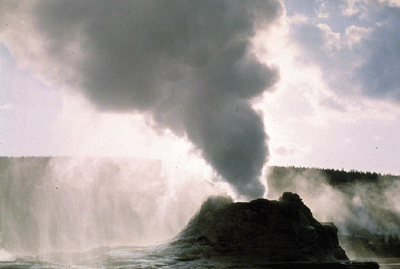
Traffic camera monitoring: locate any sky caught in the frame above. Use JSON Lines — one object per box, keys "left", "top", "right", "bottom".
{"left": 0, "top": 0, "right": 400, "bottom": 197}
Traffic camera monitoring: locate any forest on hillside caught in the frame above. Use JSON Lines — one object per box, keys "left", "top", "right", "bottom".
{"left": 269, "top": 166, "right": 399, "bottom": 186}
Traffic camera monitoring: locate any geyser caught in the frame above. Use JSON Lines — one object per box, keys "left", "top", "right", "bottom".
{"left": 171, "top": 192, "right": 380, "bottom": 268}
{"left": 1, "top": 0, "right": 283, "bottom": 199}
{"left": 0, "top": 157, "right": 220, "bottom": 255}
{"left": 0, "top": 157, "right": 381, "bottom": 268}
{"left": 176, "top": 192, "right": 348, "bottom": 261}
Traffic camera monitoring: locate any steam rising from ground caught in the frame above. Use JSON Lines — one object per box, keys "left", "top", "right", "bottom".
{"left": 266, "top": 167, "right": 400, "bottom": 258}
{"left": 266, "top": 167, "right": 400, "bottom": 236}
{"left": 0, "top": 1, "right": 283, "bottom": 199}
{"left": 0, "top": 157, "right": 224, "bottom": 255}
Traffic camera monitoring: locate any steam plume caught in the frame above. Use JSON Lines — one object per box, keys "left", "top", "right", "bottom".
{"left": 3, "top": 1, "right": 282, "bottom": 198}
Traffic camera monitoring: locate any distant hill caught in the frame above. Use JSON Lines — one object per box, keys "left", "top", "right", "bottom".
{"left": 268, "top": 166, "right": 399, "bottom": 186}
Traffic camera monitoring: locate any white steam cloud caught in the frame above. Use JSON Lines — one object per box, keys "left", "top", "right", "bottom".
{"left": 0, "top": 0, "right": 283, "bottom": 199}
{"left": 0, "top": 157, "right": 223, "bottom": 254}
{"left": 266, "top": 167, "right": 400, "bottom": 236}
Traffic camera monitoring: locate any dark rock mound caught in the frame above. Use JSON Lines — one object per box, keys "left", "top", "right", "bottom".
{"left": 173, "top": 192, "right": 379, "bottom": 268}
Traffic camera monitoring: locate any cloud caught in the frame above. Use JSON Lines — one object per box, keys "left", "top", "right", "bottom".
{"left": 273, "top": 144, "right": 313, "bottom": 157}
{"left": 316, "top": 23, "right": 372, "bottom": 53}
{"left": 288, "top": 2, "right": 400, "bottom": 106}
{"left": 266, "top": 167, "right": 400, "bottom": 244}
{"left": 0, "top": 1, "right": 283, "bottom": 199}
{"left": 344, "top": 25, "right": 373, "bottom": 48}
{"left": 354, "top": 9, "right": 400, "bottom": 102}
{"left": 316, "top": 23, "right": 342, "bottom": 51}
{"left": 379, "top": 0, "right": 400, "bottom": 7}
{"left": 0, "top": 103, "right": 13, "bottom": 110}
{"left": 316, "top": 0, "right": 330, "bottom": 19}
{"left": 341, "top": 0, "right": 370, "bottom": 17}
{"left": 287, "top": 13, "right": 310, "bottom": 25}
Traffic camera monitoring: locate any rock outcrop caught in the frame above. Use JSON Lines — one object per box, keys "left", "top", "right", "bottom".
{"left": 173, "top": 192, "right": 379, "bottom": 268}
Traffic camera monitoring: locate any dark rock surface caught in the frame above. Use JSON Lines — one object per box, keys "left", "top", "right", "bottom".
{"left": 173, "top": 192, "right": 379, "bottom": 268}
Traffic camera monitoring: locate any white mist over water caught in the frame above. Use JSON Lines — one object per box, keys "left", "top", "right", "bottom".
{"left": 265, "top": 166, "right": 400, "bottom": 236}
{"left": 0, "top": 156, "right": 227, "bottom": 256}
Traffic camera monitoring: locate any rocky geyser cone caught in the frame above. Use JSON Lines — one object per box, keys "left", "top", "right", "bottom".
{"left": 177, "top": 192, "right": 348, "bottom": 262}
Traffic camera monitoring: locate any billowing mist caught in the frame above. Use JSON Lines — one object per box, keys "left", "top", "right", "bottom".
{"left": 0, "top": 157, "right": 224, "bottom": 255}
{"left": 1, "top": 0, "right": 282, "bottom": 199}
{"left": 266, "top": 166, "right": 400, "bottom": 258}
